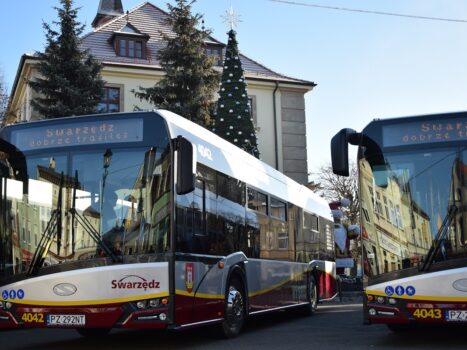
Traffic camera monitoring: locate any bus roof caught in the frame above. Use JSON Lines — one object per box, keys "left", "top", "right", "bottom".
{"left": 158, "top": 110, "right": 332, "bottom": 220}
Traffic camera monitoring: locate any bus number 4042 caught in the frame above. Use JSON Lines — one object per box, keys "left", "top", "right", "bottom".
{"left": 21, "top": 313, "right": 45, "bottom": 323}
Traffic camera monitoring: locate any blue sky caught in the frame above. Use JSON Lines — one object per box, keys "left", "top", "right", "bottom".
{"left": 2, "top": 0, "right": 467, "bottom": 174}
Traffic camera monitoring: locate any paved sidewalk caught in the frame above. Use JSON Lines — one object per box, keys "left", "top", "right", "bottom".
{"left": 329, "top": 291, "right": 363, "bottom": 303}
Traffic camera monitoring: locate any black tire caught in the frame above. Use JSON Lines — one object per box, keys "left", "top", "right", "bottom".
{"left": 76, "top": 328, "right": 111, "bottom": 338}
{"left": 302, "top": 275, "right": 318, "bottom": 316}
{"left": 220, "top": 277, "right": 246, "bottom": 338}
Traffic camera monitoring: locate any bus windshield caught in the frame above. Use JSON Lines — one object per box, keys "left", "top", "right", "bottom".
{"left": 0, "top": 145, "right": 171, "bottom": 280}
{"left": 361, "top": 146, "right": 467, "bottom": 283}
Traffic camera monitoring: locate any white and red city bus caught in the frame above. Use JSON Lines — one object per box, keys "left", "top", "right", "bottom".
{"left": 331, "top": 111, "right": 467, "bottom": 331}
{"left": 0, "top": 110, "right": 336, "bottom": 337}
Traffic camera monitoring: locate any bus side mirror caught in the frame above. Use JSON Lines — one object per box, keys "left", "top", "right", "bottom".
{"left": 331, "top": 128, "right": 358, "bottom": 176}
{"left": 176, "top": 136, "right": 196, "bottom": 195}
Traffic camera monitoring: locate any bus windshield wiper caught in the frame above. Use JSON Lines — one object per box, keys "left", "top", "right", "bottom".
{"left": 69, "top": 170, "right": 120, "bottom": 263}
{"left": 420, "top": 205, "right": 458, "bottom": 272}
{"left": 27, "top": 172, "right": 64, "bottom": 276}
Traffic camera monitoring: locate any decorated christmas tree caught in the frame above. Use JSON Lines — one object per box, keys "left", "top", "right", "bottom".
{"left": 213, "top": 9, "right": 259, "bottom": 158}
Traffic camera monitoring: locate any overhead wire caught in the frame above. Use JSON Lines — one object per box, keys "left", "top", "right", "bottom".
{"left": 267, "top": 0, "right": 467, "bottom": 23}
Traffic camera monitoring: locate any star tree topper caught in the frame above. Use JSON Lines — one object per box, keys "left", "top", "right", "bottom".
{"left": 222, "top": 5, "right": 242, "bottom": 30}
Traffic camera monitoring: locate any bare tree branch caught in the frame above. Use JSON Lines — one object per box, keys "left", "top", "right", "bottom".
{"left": 309, "top": 163, "right": 359, "bottom": 224}
{"left": 0, "top": 72, "right": 8, "bottom": 123}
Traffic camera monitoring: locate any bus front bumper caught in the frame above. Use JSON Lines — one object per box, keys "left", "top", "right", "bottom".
{"left": 0, "top": 301, "right": 170, "bottom": 330}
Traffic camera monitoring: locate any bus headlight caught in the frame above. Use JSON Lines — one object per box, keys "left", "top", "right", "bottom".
{"left": 369, "top": 308, "right": 377, "bottom": 316}
{"left": 388, "top": 298, "right": 397, "bottom": 305}
{"left": 376, "top": 296, "right": 385, "bottom": 304}
{"left": 149, "top": 299, "right": 160, "bottom": 308}
{"left": 136, "top": 300, "right": 147, "bottom": 309}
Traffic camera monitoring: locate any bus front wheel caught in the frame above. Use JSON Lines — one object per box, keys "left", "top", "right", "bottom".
{"left": 221, "top": 277, "right": 245, "bottom": 338}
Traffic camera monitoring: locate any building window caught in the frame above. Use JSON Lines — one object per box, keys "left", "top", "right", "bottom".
{"left": 375, "top": 191, "right": 383, "bottom": 216}
{"left": 98, "top": 86, "right": 121, "bottom": 113}
{"left": 270, "top": 197, "right": 287, "bottom": 221}
{"left": 205, "top": 46, "right": 223, "bottom": 65}
{"left": 303, "top": 211, "right": 319, "bottom": 242}
{"left": 248, "top": 96, "right": 258, "bottom": 130}
{"left": 362, "top": 207, "right": 370, "bottom": 222}
{"left": 304, "top": 212, "right": 319, "bottom": 232}
{"left": 395, "top": 205, "right": 403, "bottom": 228}
{"left": 277, "top": 232, "right": 289, "bottom": 250}
{"left": 116, "top": 37, "right": 145, "bottom": 59}
{"left": 247, "top": 187, "right": 268, "bottom": 215}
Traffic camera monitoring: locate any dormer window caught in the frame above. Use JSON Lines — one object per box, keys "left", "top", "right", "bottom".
{"left": 117, "top": 37, "right": 145, "bottom": 58}
{"left": 109, "top": 23, "right": 149, "bottom": 59}
{"left": 205, "top": 43, "right": 224, "bottom": 66}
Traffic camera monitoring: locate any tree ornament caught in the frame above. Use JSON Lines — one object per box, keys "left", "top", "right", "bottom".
{"left": 222, "top": 4, "right": 242, "bottom": 30}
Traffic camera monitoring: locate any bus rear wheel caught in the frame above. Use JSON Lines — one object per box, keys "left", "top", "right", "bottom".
{"left": 302, "top": 275, "right": 318, "bottom": 316}
{"left": 221, "top": 277, "right": 245, "bottom": 338}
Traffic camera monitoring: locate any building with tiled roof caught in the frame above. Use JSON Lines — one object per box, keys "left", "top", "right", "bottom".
{"left": 8, "top": 1, "right": 316, "bottom": 184}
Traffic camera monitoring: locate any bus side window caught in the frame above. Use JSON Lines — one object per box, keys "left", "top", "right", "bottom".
{"left": 214, "top": 172, "right": 245, "bottom": 255}
{"left": 303, "top": 212, "right": 320, "bottom": 261}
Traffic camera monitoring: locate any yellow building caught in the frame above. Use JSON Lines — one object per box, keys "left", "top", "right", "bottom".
{"left": 359, "top": 159, "right": 432, "bottom": 276}
{"left": 7, "top": 1, "right": 315, "bottom": 184}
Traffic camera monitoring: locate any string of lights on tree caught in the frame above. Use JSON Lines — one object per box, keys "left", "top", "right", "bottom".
{"left": 212, "top": 6, "right": 260, "bottom": 158}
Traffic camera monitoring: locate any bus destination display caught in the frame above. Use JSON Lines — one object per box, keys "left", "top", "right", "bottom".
{"left": 11, "top": 119, "right": 144, "bottom": 151}
{"left": 382, "top": 117, "right": 467, "bottom": 147}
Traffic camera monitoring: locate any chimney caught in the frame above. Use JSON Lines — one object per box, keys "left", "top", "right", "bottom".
{"left": 92, "top": 0, "right": 124, "bottom": 28}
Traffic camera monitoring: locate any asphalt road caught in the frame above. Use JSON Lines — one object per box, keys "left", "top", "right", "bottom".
{"left": 1, "top": 301, "right": 466, "bottom": 350}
